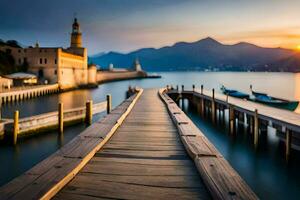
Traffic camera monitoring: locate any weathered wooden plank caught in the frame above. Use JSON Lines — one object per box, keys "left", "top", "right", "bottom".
{"left": 181, "top": 136, "right": 218, "bottom": 159}
{"left": 74, "top": 173, "right": 203, "bottom": 188}
{"left": 88, "top": 157, "right": 194, "bottom": 166}
{"left": 58, "top": 179, "right": 208, "bottom": 200}
{"left": 195, "top": 157, "right": 257, "bottom": 200}
{"left": 81, "top": 161, "right": 199, "bottom": 176}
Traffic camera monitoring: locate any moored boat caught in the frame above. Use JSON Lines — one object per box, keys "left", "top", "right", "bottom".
{"left": 250, "top": 85, "right": 299, "bottom": 111}
{"left": 220, "top": 85, "right": 250, "bottom": 99}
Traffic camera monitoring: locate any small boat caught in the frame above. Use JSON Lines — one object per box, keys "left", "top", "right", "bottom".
{"left": 250, "top": 85, "right": 299, "bottom": 111}
{"left": 220, "top": 85, "right": 250, "bottom": 99}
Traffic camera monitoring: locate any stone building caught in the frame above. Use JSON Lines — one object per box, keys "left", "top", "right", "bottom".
{"left": 0, "top": 18, "right": 91, "bottom": 90}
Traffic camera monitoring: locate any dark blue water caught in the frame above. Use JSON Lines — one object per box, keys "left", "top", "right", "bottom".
{"left": 0, "top": 72, "right": 300, "bottom": 199}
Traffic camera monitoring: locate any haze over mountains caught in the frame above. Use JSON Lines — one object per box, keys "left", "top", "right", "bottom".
{"left": 90, "top": 37, "right": 300, "bottom": 72}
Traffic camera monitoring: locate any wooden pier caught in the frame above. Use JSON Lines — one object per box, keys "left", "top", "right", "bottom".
{"left": 168, "top": 86, "right": 300, "bottom": 159}
{"left": 0, "top": 84, "right": 59, "bottom": 104}
{"left": 0, "top": 88, "right": 257, "bottom": 200}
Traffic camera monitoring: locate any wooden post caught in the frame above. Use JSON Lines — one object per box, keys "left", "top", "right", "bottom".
{"left": 201, "top": 85, "right": 203, "bottom": 94}
{"left": 254, "top": 109, "right": 259, "bottom": 148}
{"left": 286, "top": 129, "right": 292, "bottom": 161}
{"left": 13, "top": 110, "right": 19, "bottom": 145}
{"left": 211, "top": 89, "right": 216, "bottom": 123}
{"left": 58, "top": 103, "right": 63, "bottom": 134}
{"left": 249, "top": 115, "right": 254, "bottom": 134}
{"left": 192, "top": 84, "right": 195, "bottom": 92}
{"left": 0, "top": 98, "right": 2, "bottom": 119}
{"left": 176, "top": 85, "right": 179, "bottom": 91}
{"left": 107, "top": 94, "right": 112, "bottom": 114}
{"left": 181, "top": 85, "right": 184, "bottom": 92}
{"left": 201, "top": 98, "right": 205, "bottom": 117}
{"left": 86, "top": 100, "right": 93, "bottom": 125}
{"left": 229, "top": 105, "right": 235, "bottom": 134}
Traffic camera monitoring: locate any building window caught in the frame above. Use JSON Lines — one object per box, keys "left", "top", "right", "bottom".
{"left": 40, "top": 58, "right": 43, "bottom": 64}
{"left": 23, "top": 57, "right": 27, "bottom": 63}
{"left": 54, "top": 70, "right": 57, "bottom": 75}
{"left": 39, "top": 49, "right": 42, "bottom": 53}
{"left": 44, "top": 58, "right": 47, "bottom": 64}
{"left": 18, "top": 59, "right": 21, "bottom": 64}
{"left": 54, "top": 59, "right": 57, "bottom": 64}
{"left": 24, "top": 49, "right": 27, "bottom": 53}
{"left": 44, "top": 49, "right": 47, "bottom": 52}
{"left": 18, "top": 49, "right": 21, "bottom": 53}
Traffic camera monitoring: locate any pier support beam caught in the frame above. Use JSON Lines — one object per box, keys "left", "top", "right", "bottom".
{"left": 13, "top": 110, "right": 19, "bottom": 145}
{"left": 181, "top": 85, "right": 184, "bottom": 92}
{"left": 286, "top": 129, "right": 292, "bottom": 161}
{"left": 254, "top": 109, "right": 259, "bottom": 149}
{"left": 0, "top": 99, "right": 2, "bottom": 119}
{"left": 107, "top": 94, "right": 112, "bottom": 114}
{"left": 211, "top": 89, "right": 216, "bottom": 123}
{"left": 86, "top": 100, "right": 93, "bottom": 125}
{"left": 58, "top": 103, "right": 63, "bottom": 134}
{"left": 201, "top": 98, "right": 205, "bottom": 117}
{"left": 229, "top": 105, "right": 235, "bottom": 134}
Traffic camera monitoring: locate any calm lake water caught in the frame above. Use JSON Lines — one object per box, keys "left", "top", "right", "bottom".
{"left": 1, "top": 72, "right": 300, "bottom": 199}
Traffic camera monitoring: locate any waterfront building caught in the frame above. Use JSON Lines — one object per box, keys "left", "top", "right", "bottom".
{"left": 0, "top": 18, "right": 89, "bottom": 90}
{"left": 5, "top": 72, "right": 37, "bottom": 86}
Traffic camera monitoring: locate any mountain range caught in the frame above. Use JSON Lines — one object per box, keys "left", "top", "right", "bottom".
{"left": 89, "top": 37, "right": 300, "bottom": 72}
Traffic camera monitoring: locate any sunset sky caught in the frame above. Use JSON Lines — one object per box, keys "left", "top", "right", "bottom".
{"left": 1, "top": 0, "right": 300, "bottom": 54}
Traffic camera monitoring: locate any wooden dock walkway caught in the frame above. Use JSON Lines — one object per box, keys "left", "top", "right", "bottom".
{"left": 0, "top": 88, "right": 257, "bottom": 200}
{"left": 54, "top": 89, "right": 211, "bottom": 200}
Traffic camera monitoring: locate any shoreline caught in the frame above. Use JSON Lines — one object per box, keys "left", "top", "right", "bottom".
{"left": 0, "top": 70, "right": 161, "bottom": 103}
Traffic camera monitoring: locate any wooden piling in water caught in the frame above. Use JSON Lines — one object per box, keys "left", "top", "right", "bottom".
{"left": 286, "top": 129, "right": 291, "bottom": 160}
{"left": 200, "top": 98, "right": 205, "bottom": 117}
{"left": 13, "top": 110, "right": 19, "bottom": 145}
{"left": 201, "top": 85, "right": 203, "bottom": 94}
{"left": 229, "top": 105, "right": 235, "bottom": 134}
{"left": 254, "top": 109, "right": 259, "bottom": 148}
{"left": 0, "top": 99, "right": 2, "bottom": 119}
{"left": 181, "top": 85, "right": 184, "bottom": 92}
{"left": 211, "top": 89, "right": 216, "bottom": 123}
{"left": 192, "top": 84, "right": 195, "bottom": 91}
{"left": 86, "top": 100, "right": 93, "bottom": 125}
{"left": 107, "top": 94, "right": 112, "bottom": 114}
{"left": 58, "top": 103, "right": 63, "bottom": 134}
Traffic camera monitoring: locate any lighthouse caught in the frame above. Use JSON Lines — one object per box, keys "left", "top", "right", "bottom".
{"left": 70, "top": 18, "right": 82, "bottom": 48}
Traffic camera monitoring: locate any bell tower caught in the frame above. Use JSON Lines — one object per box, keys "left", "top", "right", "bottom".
{"left": 70, "top": 18, "right": 82, "bottom": 48}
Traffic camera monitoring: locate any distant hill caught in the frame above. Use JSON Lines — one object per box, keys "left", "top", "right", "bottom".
{"left": 90, "top": 37, "right": 299, "bottom": 72}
